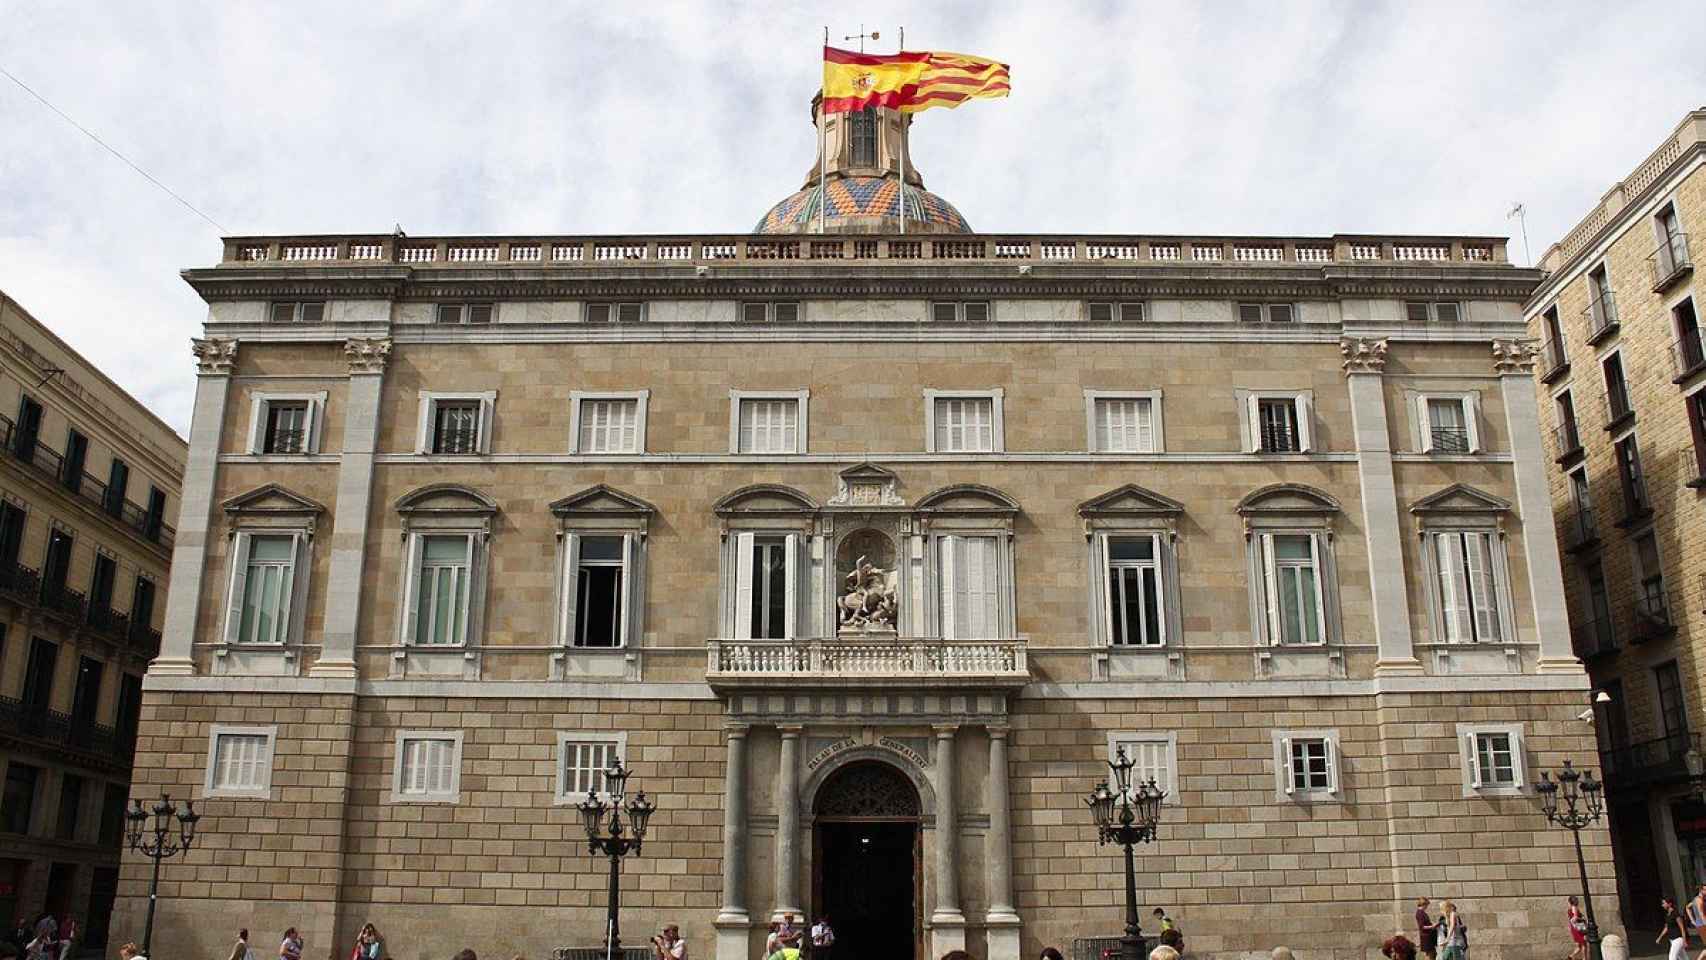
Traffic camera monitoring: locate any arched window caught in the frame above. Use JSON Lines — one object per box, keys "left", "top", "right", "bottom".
{"left": 850, "top": 107, "right": 877, "bottom": 166}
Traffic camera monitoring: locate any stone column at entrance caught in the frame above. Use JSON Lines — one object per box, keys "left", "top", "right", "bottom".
{"left": 985, "top": 724, "right": 1021, "bottom": 960}
{"left": 716, "top": 723, "right": 752, "bottom": 960}
{"left": 774, "top": 725, "right": 804, "bottom": 919}
{"left": 931, "top": 724, "right": 966, "bottom": 956}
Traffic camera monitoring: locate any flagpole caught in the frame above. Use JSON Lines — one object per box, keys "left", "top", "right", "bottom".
{"left": 897, "top": 26, "right": 906, "bottom": 236}
{"left": 819, "top": 27, "right": 828, "bottom": 236}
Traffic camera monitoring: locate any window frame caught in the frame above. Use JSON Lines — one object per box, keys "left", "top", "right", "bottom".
{"left": 569, "top": 390, "right": 650, "bottom": 455}
{"left": 1240, "top": 391, "right": 1314, "bottom": 453}
{"left": 1106, "top": 732, "right": 1180, "bottom": 806}
{"left": 550, "top": 486, "right": 655, "bottom": 665}
{"left": 923, "top": 388, "right": 1005, "bottom": 454}
{"left": 221, "top": 530, "right": 310, "bottom": 647}
{"left": 1412, "top": 391, "right": 1483, "bottom": 454}
{"left": 1404, "top": 300, "right": 1464, "bottom": 323}
{"left": 1083, "top": 390, "right": 1164, "bottom": 454}
{"left": 395, "top": 486, "right": 496, "bottom": 653}
{"left": 389, "top": 730, "right": 464, "bottom": 804}
{"left": 203, "top": 724, "right": 278, "bottom": 800}
{"left": 1423, "top": 529, "right": 1515, "bottom": 644}
{"left": 1239, "top": 485, "right": 1343, "bottom": 650}
{"left": 246, "top": 391, "right": 327, "bottom": 455}
{"left": 1086, "top": 301, "right": 1146, "bottom": 323}
{"left": 583, "top": 302, "right": 647, "bottom": 324}
{"left": 560, "top": 533, "right": 636, "bottom": 649}
{"left": 929, "top": 301, "right": 993, "bottom": 323}
{"left": 1238, "top": 302, "right": 1297, "bottom": 323}
{"left": 268, "top": 300, "right": 326, "bottom": 324}
{"left": 435, "top": 302, "right": 496, "bottom": 325}
{"left": 728, "top": 389, "right": 810, "bottom": 455}
{"left": 1687, "top": 385, "right": 1706, "bottom": 483}
{"left": 554, "top": 731, "right": 630, "bottom": 804}
{"left": 738, "top": 301, "right": 803, "bottom": 324}
{"left": 1456, "top": 723, "right": 1526, "bottom": 796}
{"left": 1271, "top": 728, "right": 1341, "bottom": 801}
{"left": 727, "top": 531, "right": 806, "bottom": 640}
{"left": 415, "top": 391, "right": 496, "bottom": 456}
{"left": 1601, "top": 349, "right": 1634, "bottom": 426}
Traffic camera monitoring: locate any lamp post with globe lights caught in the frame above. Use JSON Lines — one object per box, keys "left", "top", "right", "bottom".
{"left": 577, "top": 757, "right": 656, "bottom": 960}
{"left": 1085, "top": 746, "right": 1166, "bottom": 960}
{"left": 125, "top": 792, "right": 200, "bottom": 959}
{"left": 1536, "top": 761, "right": 1605, "bottom": 960}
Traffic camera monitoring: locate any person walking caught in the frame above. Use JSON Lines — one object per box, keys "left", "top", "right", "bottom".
{"left": 353, "top": 923, "right": 384, "bottom": 960}
{"left": 809, "top": 917, "right": 833, "bottom": 960}
{"left": 1659, "top": 896, "right": 1690, "bottom": 960}
{"left": 1438, "top": 901, "right": 1468, "bottom": 960}
{"left": 230, "top": 929, "right": 257, "bottom": 960}
{"left": 650, "top": 924, "right": 685, "bottom": 960}
{"left": 280, "top": 927, "right": 304, "bottom": 960}
{"left": 1689, "top": 886, "right": 1706, "bottom": 960}
{"left": 1566, "top": 897, "right": 1588, "bottom": 960}
{"left": 1416, "top": 898, "right": 1438, "bottom": 960}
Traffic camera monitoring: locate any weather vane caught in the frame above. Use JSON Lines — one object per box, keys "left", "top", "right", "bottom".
{"left": 843, "top": 26, "right": 880, "bottom": 52}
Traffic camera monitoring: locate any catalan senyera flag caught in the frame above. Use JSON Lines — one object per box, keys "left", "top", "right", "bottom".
{"left": 822, "top": 46, "right": 1010, "bottom": 115}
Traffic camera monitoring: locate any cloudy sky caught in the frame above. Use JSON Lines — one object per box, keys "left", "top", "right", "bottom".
{"left": 2, "top": 1, "right": 1703, "bottom": 435}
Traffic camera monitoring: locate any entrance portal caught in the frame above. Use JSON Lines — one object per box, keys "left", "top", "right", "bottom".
{"left": 812, "top": 761, "right": 921, "bottom": 960}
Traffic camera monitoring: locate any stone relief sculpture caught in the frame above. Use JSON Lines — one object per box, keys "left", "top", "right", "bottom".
{"left": 839, "top": 556, "right": 899, "bottom": 631}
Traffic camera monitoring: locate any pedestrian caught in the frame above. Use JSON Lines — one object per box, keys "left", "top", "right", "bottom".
{"left": 777, "top": 914, "right": 801, "bottom": 951}
{"left": 1040, "top": 949, "right": 1064, "bottom": 960}
{"left": 1659, "top": 896, "right": 1690, "bottom": 960}
{"left": 651, "top": 924, "right": 686, "bottom": 960}
{"left": 1566, "top": 896, "right": 1588, "bottom": 960}
{"left": 1416, "top": 897, "right": 1438, "bottom": 960}
{"left": 1690, "top": 885, "right": 1706, "bottom": 960}
{"left": 280, "top": 927, "right": 304, "bottom": 960}
{"left": 1148, "top": 948, "right": 1179, "bottom": 960}
{"left": 452, "top": 951, "right": 477, "bottom": 960}
{"left": 1438, "top": 901, "right": 1467, "bottom": 960}
{"left": 118, "top": 942, "right": 147, "bottom": 960}
{"left": 354, "top": 923, "right": 384, "bottom": 960}
{"left": 810, "top": 917, "right": 833, "bottom": 960}
{"left": 765, "top": 922, "right": 781, "bottom": 958}
{"left": 230, "top": 928, "right": 258, "bottom": 960}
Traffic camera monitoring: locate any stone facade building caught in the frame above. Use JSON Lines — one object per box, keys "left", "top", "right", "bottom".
{"left": 0, "top": 291, "right": 185, "bottom": 947}
{"left": 116, "top": 101, "right": 1613, "bottom": 960}
{"left": 1525, "top": 107, "right": 1706, "bottom": 929}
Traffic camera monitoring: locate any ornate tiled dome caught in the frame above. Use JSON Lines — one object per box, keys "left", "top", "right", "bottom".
{"left": 755, "top": 176, "right": 972, "bottom": 234}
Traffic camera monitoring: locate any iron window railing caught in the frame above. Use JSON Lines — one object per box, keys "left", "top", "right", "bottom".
{"left": 1650, "top": 233, "right": 1692, "bottom": 288}
{"left": 1674, "top": 327, "right": 1706, "bottom": 382}
{"left": 1554, "top": 420, "right": 1583, "bottom": 459}
{"left": 1585, "top": 292, "right": 1620, "bottom": 342}
{"left": 1632, "top": 592, "right": 1676, "bottom": 642}
{"left": 1562, "top": 507, "right": 1598, "bottom": 551}
{"left": 1429, "top": 425, "right": 1471, "bottom": 453}
{"left": 0, "top": 695, "right": 131, "bottom": 768}
{"left": 0, "top": 412, "right": 175, "bottom": 549}
{"left": 1602, "top": 731, "right": 1698, "bottom": 789}
{"left": 1573, "top": 614, "right": 1618, "bottom": 660}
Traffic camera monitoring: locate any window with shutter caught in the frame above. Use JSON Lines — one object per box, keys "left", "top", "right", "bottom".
{"left": 616, "top": 302, "right": 644, "bottom": 323}
{"left": 263, "top": 402, "right": 310, "bottom": 454}
{"left": 773, "top": 302, "right": 800, "bottom": 323}
{"left": 270, "top": 302, "right": 297, "bottom": 324}
{"left": 1405, "top": 301, "right": 1432, "bottom": 322}
{"left": 1106, "top": 536, "right": 1163, "bottom": 646}
{"left": 742, "top": 302, "right": 770, "bottom": 323}
{"left": 1289, "top": 738, "right": 1332, "bottom": 791}
{"left": 237, "top": 534, "right": 297, "bottom": 645}
{"left": 578, "top": 399, "right": 639, "bottom": 453}
{"left": 394, "top": 734, "right": 461, "bottom": 801}
{"left": 1088, "top": 302, "right": 1115, "bottom": 323}
{"left": 934, "top": 397, "right": 995, "bottom": 452}
{"left": 1118, "top": 302, "right": 1145, "bottom": 322}
{"left": 558, "top": 736, "right": 625, "bottom": 799}
{"left": 573, "top": 536, "right": 626, "bottom": 648}
{"left": 738, "top": 399, "right": 799, "bottom": 454}
{"left": 1265, "top": 534, "right": 1324, "bottom": 645}
{"left": 437, "top": 304, "right": 463, "bottom": 324}
{"left": 432, "top": 401, "right": 482, "bottom": 454}
{"left": 1094, "top": 398, "right": 1154, "bottom": 453}
{"left": 1267, "top": 303, "right": 1295, "bottom": 323}
{"left": 1256, "top": 399, "right": 1300, "bottom": 452}
{"left": 1238, "top": 303, "right": 1264, "bottom": 323}
{"left": 1434, "top": 302, "right": 1460, "bottom": 323}
{"left": 1425, "top": 398, "right": 1471, "bottom": 453}
{"left": 932, "top": 302, "right": 959, "bottom": 323}
{"left": 939, "top": 535, "right": 1000, "bottom": 639}
{"left": 1109, "top": 735, "right": 1175, "bottom": 803}
{"left": 414, "top": 535, "right": 472, "bottom": 646}
{"left": 746, "top": 537, "right": 792, "bottom": 639}
{"left": 585, "top": 303, "right": 612, "bottom": 323}
{"left": 1431, "top": 531, "right": 1504, "bottom": 643}
{"left": 961, "top": 302, "right": 990, "bottom": 323}
{"left": 209, "top": 732, "right": 271, "bottom": 792}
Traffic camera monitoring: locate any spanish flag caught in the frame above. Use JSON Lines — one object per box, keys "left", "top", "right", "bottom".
{"left": 822, "top": 46, "right": 1010, "bottom": 115}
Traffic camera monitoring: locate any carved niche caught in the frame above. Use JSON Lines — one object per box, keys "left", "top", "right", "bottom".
{"left": 835, "top": 528, "right": 899, "bottom": 633}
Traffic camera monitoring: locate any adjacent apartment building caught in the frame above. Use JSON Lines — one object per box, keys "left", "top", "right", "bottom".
{"left": 1527, "top": 106, "right": 1706, "bottom": 929}
{"left": 0, "top": 292, "right": 185, "bottom": 947}
{"left": 115, "top": 99, "right": 1611, "bottom": 960}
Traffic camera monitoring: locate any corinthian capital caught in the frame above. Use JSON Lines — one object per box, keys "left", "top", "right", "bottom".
{"left": 1491, "top": 338, "right": 1541, "bottom": 376}
{"left": 1339, "top": 337, "right": 1389, "bottom": 375}
{"left": 344, "top": 337, "right": 393, "bottom": 374}
{"left": 191, "top": 337, "right": 239, "bottom": 375}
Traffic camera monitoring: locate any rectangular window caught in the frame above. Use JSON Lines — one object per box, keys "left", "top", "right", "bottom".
{"left": 99, "top": 783, "right": 127, "bottom": 848}
{"left": 1466, "top": 730, "right": 1520, "bottom": 789}
{"left": 413, "top": 535, "right": 472, "bottom": 646}
{"left": 930, "top": 302, "right": 991, "bottom": 323}
{"left": 0, "top": 501, "right": 24, "bottom": 567}
{"left": 1674, "top": 298, "right": 1703, "bottom": 377}
{"left": 1603, "top": 353, "right": 1633, "bottom": 424}
{"left": 557, "top": 734, "right": 626, "bottom": 801}
{"left": 574, "top": 536, "right": 625, "bottom": 648}
{"left": 1087, "top": 302, "right": 1145, "bottom": 323}
{"left": 1615, "top": 435, "right": 1649, "bottom": 517}
{"left": 1256, "top": 398, "right": 1301, "bottom": 452}
{"left": 933, "top": 397, "right": 996, "bottom": 453}
{"left": 578, "top": 399, "right": 640, "bottom": 454}
{"left": 63, "top": 429, "right": 87, "bottom": 493}
{"left": 145, "top": 488, "right": 166, "bottom": 541}
{"left": 89, "top": 553, "right": 117, "bottom": 611}
{"left": 263, "top": 402, "right": 309, "bottom": 454}
{"left": 748, "top": 538, "right": 790, "bottom": 640}
{"left": 1689, "top": 392, "right": 1706, "bottom": 481}
{"left": 237, "top": 534, "right": 297, "bottom": 645}
{"left": 1425, "top": 398, "right": 1472, "bottom": 453}
{"left": 738, "top": 399, "right": 800, "bottom": 454}
{"left": 1596, "top": 679, "right": 1630, "bottom": 752}
{"left": 1405, "top": 301, "right": 1462, "bottom": 323}
{"left": 1555, "top": 391, "right": 1581, "bottom": 453}
{"left": 130, "top": 578, "right": 155, "bottom": 639}
{"left": 1106, "top": 536, "right": 1163, "bottom": 646}
{"left": 1092, "top": 397, "right": 1156, "bottom": 453}
{"left": 269, "top": 301, "right": 325, "bottom": 324}
{"left": 1240, "top": 303, "right": 1295, "bottom": 323}
{"left": 436, "top": 302, "right": 495, "bottom": 324}
{"left": 1286, "top": 737, "right": 1333, "bottom": 793}
{"left": 1587, "top": 266, "right": 1616, "bottom": 338}
{"left": 392, "top": 733, "right": 461, "bottom": 803}
{"left": 42, "top": 529, "right": 72, "bottom": 594}
{"left": 56, "top": 774, "right": 84, "bottom": 841}
{"left": 205, "top": 728, "right": 275, "bottom": 797}
{"left": 939, "top": 534, "right": 1001, "bottom": 640}
{"left": 850, "top": 106, "right": 877, "bottom": 165}
{"left": 1634, "top": 531, "right": 1668, "bottom": 626}
{"left": 740, "top": 302, "right": 801, "bottom": 323}
{"left": 584, "top": 302, "right": 645, "bottom": 323}
{"left": 1656, "top": 661, "right": 1687, "bottom": 739}
{"left": 71, "top": 656, "right": 103, "bottom": 724}
{"left": 2, "top": 763, "right": 40, "bottom": 834}
{"left": 432, "top": 401, "right": 482, "bottom": 454}
{"left": 1261, "top": 534, "right": 1324, "bottom": 645}
{"left": 1432, "top": 531, "right": 1504, "bottom": 643}
{"left": 105, "top": 459, "right": 129, "bottom": 518}
{"left": 1107, "top": 733, "right": 1177, "bottom": 804}
{"left": 23, "top": 637, "right": 59, "bottom": 708}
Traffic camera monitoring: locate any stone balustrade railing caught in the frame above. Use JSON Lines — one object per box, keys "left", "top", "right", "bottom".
{"left": 219, "top": 234, "right": 1508, "bottom": 268}
{"left": 705, "top": 638, "right": 1029, "bottom": 687}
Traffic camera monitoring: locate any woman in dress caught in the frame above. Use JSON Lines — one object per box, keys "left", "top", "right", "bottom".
{"left": 280, "top": 927, "right": 304, "bottom": 960}
{"left": 1566, "top": 896, "right": 1587, "bottom": 960}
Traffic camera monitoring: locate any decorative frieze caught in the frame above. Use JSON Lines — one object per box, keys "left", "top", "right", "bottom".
{"left": 191, "top": 337, "right": 238, "bottom": 375}
{"left": 1491, "top": 338, "right": 1541, "bottom": 375}
{"left": 1339, "top": 336, "right": 1389, "bottom": 375}
{"left": 344, "top": 336, "right": 393, "bottom": 374}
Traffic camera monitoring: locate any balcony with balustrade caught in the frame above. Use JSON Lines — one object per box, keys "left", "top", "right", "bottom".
{"left": 705, "top": 637, "right": 1030, "bottom": 691}
{"left": 1553, "top": 419, "right": 1584, "bottom": 466}
{"left": 1539, "top": 336, "right": 1571, "bottom": 384}
{"left": 1674, "top": 326, "right": 1705, "bottom": 383}
{"left": 1562, "top": 506, "right": 1599, "bottom": 554}
{"left": 1602, "top": 386, "right": 1636, "bottom": 433}
{"left": 1630, "top": 591, "right": 1678, "bottom": 645}
{"left": 0, "top": 561, "right": 158, "bottom": 655}
{"left": 1572, "top": 614, "right": 1618, "bottom": 661}
{"left": 1602, "top": 731, "right": 1700, "bottom": 792}
{"left": 1428, "top": 425, "right": 1471, "bottom": 454}
{"left": 1651, "top": 233, "right": 1693, "bottom": 292}
{"left": 0, "top": 696, "right": 134, "bottom": 771}
{"left": 0, "top": 412, "right": 175, "bottom": 552}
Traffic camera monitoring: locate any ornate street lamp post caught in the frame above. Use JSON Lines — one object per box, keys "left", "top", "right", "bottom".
{"left": 578, "top": 757, "right": 657, "bottom": 960}
{"left": 1536, "top": 761, "right": 1605, "bottom": 960}
{"left": 125, "top": 792, "right": 200, "bottom": 959}
{"left": 1085, "top": 746, "right": 1165, "bottom": 960}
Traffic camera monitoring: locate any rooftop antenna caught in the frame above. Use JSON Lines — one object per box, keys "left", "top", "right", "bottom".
{"left": 1507, "top": 202, "right": 1531, "bottom": 267}
{"left": 844, "top": 26, "right": 879, "bottom": 52}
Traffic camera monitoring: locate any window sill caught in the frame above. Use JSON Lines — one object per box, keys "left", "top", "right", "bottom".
{"left": 1687, "top": 476, "right": 1706, "bottom": 490}
{"left": 386, "top": 794, "right": 461, "bottom": 806}
{"left": 1586, "top": 322, "right": 1621, "bottom": 347}
{"left": 1614, "top": 508, "right": 1654, "bottom": 530}
{"left": 1653, "top": 262, "right": 1693, "bottom": 294}
{"left": 1539, "top": 360, "right": 1571, "bottom": 385}
{"left": 1602, "top": 410, "right": 1635, "bottom": 434}
{"left": 1674, "top": 359, "right": 1706, "bottom": 384}
{"left": 202, "top": 788, "right": 274, "bottom": 801}
{"left": 1554, "top": 443, "right": 1585, "bottom": 467}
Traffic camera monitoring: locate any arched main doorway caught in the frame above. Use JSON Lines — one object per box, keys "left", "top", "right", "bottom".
{"left": 812, "top": 760, "right": 922, "bottom": 960}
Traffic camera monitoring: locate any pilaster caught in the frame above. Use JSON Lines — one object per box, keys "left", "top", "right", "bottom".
{"left": 1493, "top": 339, "right": 1580, "bottom": 671}
{"left": 310, "top": 337, "right": 390, "bottom": 677}
{"left": 152, "top": 338, "right": 238, "bottom": 676}
{"left": 1340, "top": 338, "right": 1423, "bottom": 676}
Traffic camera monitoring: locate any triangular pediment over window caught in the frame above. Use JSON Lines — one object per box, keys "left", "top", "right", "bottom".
{"left": 1409, "top": 483, "right": 1511, "bottom": 518}
{"left": 222, "top": 483, "right": 327, "bottom": 524}
{"left": 550, "top": 484, "right": 658, "bottom": 519}
{"left": 1077, "top": 484, "right": 1185, "bottom": 520}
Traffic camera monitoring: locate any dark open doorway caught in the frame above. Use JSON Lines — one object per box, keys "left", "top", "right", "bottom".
{"left": 811, "top": 760, "right": 922, "bottom": 960}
